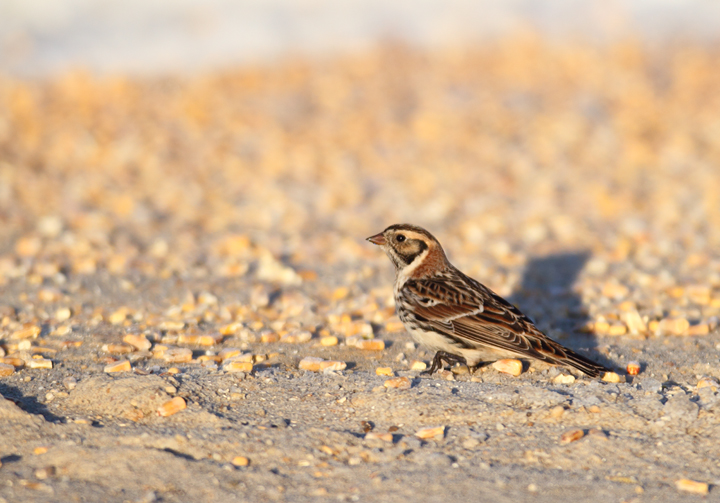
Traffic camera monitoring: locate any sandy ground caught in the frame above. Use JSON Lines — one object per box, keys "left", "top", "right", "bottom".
{"left": 1, "top": 38, "right": 720, "bottom": 502}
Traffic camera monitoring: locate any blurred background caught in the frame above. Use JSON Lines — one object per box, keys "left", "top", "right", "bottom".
{"left": 2, "top": 0, "right": 720, "bottom": 75}
{"left": 0, "top": 0, "right": 719, "bottom": 333}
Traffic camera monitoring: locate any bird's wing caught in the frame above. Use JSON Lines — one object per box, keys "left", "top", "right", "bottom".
{"left": 402, "top": 274, "right": 608, "bottom": 377}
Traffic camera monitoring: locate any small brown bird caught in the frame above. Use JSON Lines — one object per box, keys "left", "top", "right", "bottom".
{"left": 367, "top": 223, "right": 610, "bottom": 378}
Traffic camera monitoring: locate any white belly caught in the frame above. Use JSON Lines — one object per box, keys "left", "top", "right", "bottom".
{"left": 405, "top": 327, "right": 518, "bottom": 367}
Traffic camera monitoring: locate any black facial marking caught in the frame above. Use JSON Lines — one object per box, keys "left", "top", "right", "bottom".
{"left": 397, "top": 239, "right": 428, "bottom": 265}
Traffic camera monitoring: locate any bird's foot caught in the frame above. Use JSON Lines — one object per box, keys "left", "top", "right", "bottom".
{"left": 423, "top": 351, "right": 468, "bottom": 375}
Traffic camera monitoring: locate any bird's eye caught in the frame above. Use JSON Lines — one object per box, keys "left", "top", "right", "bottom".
{"left": 396, "top": 235, "right": 406, "bottom": 242}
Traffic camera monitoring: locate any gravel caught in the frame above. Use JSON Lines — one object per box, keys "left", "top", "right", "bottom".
{"left": 1, "top": 37, "right": 720, "bottom": 502}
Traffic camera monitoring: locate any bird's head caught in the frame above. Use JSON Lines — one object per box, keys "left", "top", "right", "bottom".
{"left": 366, "top": 223, "right": 448, "bottom": 274}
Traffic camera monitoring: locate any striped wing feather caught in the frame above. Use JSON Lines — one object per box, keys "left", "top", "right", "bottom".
{"left": 401, "top": 273, "right": 608, "bottom": 377}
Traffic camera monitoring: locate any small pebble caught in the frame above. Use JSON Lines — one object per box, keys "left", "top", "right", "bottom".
{"left": 34, "top": 466, "right": 55, "bottom": 479}
{"left": 298, "top": 356, "right": 346, "bottom": 372}
{"left": 686, "top": 324, "right": 710, "bottom": 336}
{"left": 320, "top": 336, "right": 338, "bottom": 346}
{"left": 223, "top": 359, "right": 254, "bottom": 373}
{"left": 260, "top": 331, "right": 280, "bottom": 343}
{"left": 108, "top": 308, "right": 130, "bottom": 325}
{"left": 376, "top": 367, "right": 394, "bottom": 376}
{"left": 10, "top": 325, "right": 41, "bottom": 340}
{"left": 0, "top": 357, "right": 24, "bottom": 368}
{"left": 601, "top": 281, "right": 629, "bottom": 299}
{"left": 675, "top": 479, "right": 709, "bottom": 495}
{"left": 409, "top": 360, "right": 427, "bottom": 371}
{"left": 451, "top": 365, "right": 470, "bottom": 375}
{"left": 354, "top": 339, "right": 385, "bottom": 351}
{"left": 232, "top": 456, "right": 250, "bottom": 467}
{"left": 621, "top": 308, "right": 647, "bottom": 334}
{"left": 560, "top": 429, "right": 585, "bottom": 444}
{"left": 163, "top": 348, "right": 193, "bottom": 363}
{"left": 55, "top": 307, "right": 72, "bottom": 322}
{"left": 157, "top": 396, "right": 186, "bottom": 417}
{"left": 436, "top": 370, "right": 455, "bottom": 381}
{"left": 157, "top": 321, "right": 185, "bottom": 331}
{"left": 218, "top": 348, "right": 242, "bottom": 361}
{"left": 27, "top": 358, "right": 53, "bottom": 369}
{"left": 606, "top": 324, "right": 627, "bottom": 336}
{"left": 415, "top": 426, "right": 445, "bottom": 439}
{"left": 365, "top": 432, "right": 393, "bottom": 442}
{"left": 385, "top": 321, "right": 405, "bottom": 332}
{"left": 384, "top": 376, "right": 410, "bottom": 389}
{"left": 492, "top": 359, "right": 523, "bottom": 377}
{"left": 549, "top": 405, "right": 565, "bottom": 419}
{"left": 281, "top": 330, "right": 313, "bottom": 344}
{"left": 0, "top": 363, "right": 14, "bottom": 376}
{"left": 626, "top": 361, "right": 641, "bottom": 375}
{"left": 697, "top": 376, "right": 719, "bottom": 391}
{"left": 655, "top": 317, "right": 690, "bottom": 336}
{"left": 602, "top": 371, "right": 623, "bottom": 383}
{"left": 178, "top": 334, "right": 223, "bottom": 346}
{"left": 102, "top": 343, "right": 135, "bottom": 355}
{"left": 104, "top": 360, "right": 131, "bottom": 373}
{"left": 123, "top": 334, "right": 152, "bottom": 351}
{"left": 552, "top": 374, "right": 575, "bottom": 385}
{"left": 63, "top": 377, "right": 77, "bottom": 390}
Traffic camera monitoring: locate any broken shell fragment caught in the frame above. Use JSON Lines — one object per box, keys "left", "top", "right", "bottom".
{"left": 27, "top": 358, "right": 53, "bottom": 369}
{"left": 675, "top": 479, "right": 709, "bottom": 495}
{"left": 10, "top": 325, "right": 41, "bottom": 340}
{"left": 104, "top": 360, "right": 131, "bottom": 373}
{"left": 415, "top": 426, "right": 445, "bottom": 439}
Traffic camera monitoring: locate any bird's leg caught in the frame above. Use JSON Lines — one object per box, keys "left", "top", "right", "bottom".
{"left": 424, "top": 351, "right": 468, "bottom": 375}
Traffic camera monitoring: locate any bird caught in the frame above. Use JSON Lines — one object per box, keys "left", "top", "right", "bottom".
{"left": 367, "top": 223, "right": 610, "bottom": 378}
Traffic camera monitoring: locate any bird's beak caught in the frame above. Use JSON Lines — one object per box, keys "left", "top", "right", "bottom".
{"left": 366, "top": 232, "right": 386, "bottom": 246}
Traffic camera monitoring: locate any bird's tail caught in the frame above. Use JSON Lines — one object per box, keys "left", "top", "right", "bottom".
{"left": 556, "top": 346, "right": 611, "bottom": 378}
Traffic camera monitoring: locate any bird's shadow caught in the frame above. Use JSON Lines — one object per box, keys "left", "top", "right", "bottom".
{"left": 508, "top": 251, "right": 605, "bottom": 364}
